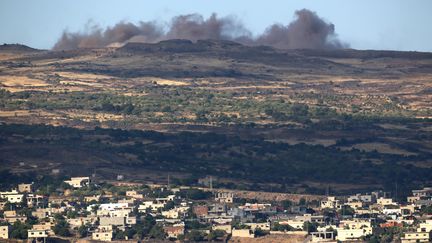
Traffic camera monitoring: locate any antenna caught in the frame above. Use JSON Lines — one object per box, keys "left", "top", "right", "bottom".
{"left": 167, "top": 174, "right": 170, "bottom": 189}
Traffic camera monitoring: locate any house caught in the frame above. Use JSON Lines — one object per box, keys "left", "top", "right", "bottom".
{"left": 321, "top": 197, "right": 339, "bottom": 209}
{"left": 3, "top": 210, "right": 27, "bottom": 223}
{"left": 18, "top": 183, "right": 33, "bottom": 193}
{"left": 336, "top": 228, "right": 373, "bottom": 241}
{"left": 346, "top": 201, "right": 363, "bottom": 209}
{"left": 0, "top": 226, "right": 10, "bottom": 239}
{"left": 92, "top": 226, "right": 113, "bottom": 242}
{"left": 232, "top": 229, "right": 254, "bottom": 238}
{"left": 32, "top": 222, "right": 54, "bottom": 235}
{"left": 412, "top": 187, "right": 432, "bottom": 198}
{"left": 64, "top": 177, "right": 91, "bottom": 188}
{"left": 339, "top": 219, "right": 372, "bottom": 230}
{"left": 400, "top": 232, "right": 429, "bottom": 242}
{"left": 26, "top": 194, "right": 47, "bottom": 208}
{"left": 215, "top": 192, "right": 234, "bottom": 203}
{"left": 164, "top": 225, "right": 184, "bottom": 239}
{"left": 377, "top": 198, "right": 396, "bottom": 206}
{"left": 162, "top": 206, "right": 189, "bottom": 219}
{"left": 126, "top": 190, "right": 143, "bottom": 199}
{"left": 155, "top": 195, "right": 176, "bottom": 204}
{"left": 0, "top": 190, "right": 24, "bottom": 204}
{"left": 99, "top": 216, "right": 126, "bottom": 227}
{"left": 418, "top": 220, "right": 432, "bottom": 233}
{"left": 32, "top": 208, "right": 53, "bottom": 219}
{"left": 84, "top": 195, "right": 100, "bottom": 203}
{"left": 193, "top": 205, "right": 209, "bottom": 217}
{"left": 336, "top": 219, "right": 373, "bottom": 241}
{"left": 138, "top": 201, "right": 165, "bottom": 212}
{"left": 347, "top": 193, "right": 374, "bottom": 204}
{"left": 27, "top": 229, "right": 49, "bottom": 240}
{"left": 67, "top": 216, "right": 97, "bottom": 228}
{"left": 245, "top": 222, "right": 271, "bottom": 231}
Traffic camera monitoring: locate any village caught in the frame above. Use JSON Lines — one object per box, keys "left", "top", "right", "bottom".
{"left": 0, "top": 176, "right": 432, "bottom": 243}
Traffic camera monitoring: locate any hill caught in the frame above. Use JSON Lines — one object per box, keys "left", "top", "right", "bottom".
{"left": 0, "top": 40, "right": 431, "bottom": 195}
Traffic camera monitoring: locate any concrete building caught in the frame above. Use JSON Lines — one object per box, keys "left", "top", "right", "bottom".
{"left": 92, "top": 226, "right": 113, "bottom": 242}
{"left": 212, "top": 224, "right": 232, "bottom": 234}
{"left": 401, "top": 232, "right": 429, "bottom": 242}
{"left": 27, "top": 229, "right": 48, "bottom": 241}
{"left": 215, "top": 192, "right": 234, "bottom": 203}
{"left": 245, "top": 222, "right": 271, "bottom": 231}
{"left": 18, "top": 183, "right": 33, "bottom": 193}
{"left": 321, "top": 197, "right": 339, "bottom": 209}
{"left": 0, "top": 226, "right": 10, "bottom": 239}
{"left": 164, "top": 225, "right": 184, "bottom": 239}
{"left": 64, "top": 177, "right": 91, "bottom": 188}
{"left": 232, "top": 229, "right": 254, "bottom": 238}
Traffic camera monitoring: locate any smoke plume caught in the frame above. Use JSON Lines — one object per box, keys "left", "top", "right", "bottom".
{"left": 53, "top": 9, "right": 347, "bottom": 51}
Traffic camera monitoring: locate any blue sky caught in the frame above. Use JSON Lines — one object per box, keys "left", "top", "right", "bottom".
{"left": 1, "top": 0, "right": 431, "bottom": 51}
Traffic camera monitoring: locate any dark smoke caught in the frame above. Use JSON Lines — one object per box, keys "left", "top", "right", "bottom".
{"left": 53, "top": 9, "right": 347, "bottom": 51}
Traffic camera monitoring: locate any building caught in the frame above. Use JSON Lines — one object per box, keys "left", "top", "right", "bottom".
{"left": 321, "top": 197, "right": 339, "bottom": 209}
{"left": 215, "top": 192, "right": 234, "bottom": 203}
{"left": 26, "top": 194, "right": 47, "bottom": 208}
{"left": 193, "top": 205, "right": 209, "bottom": 217}
{"left": 245, "top": 222, "right": 271, "bottom": 231}
{"left": 27, "top": 229, "right": 48, "bottom": 240}
{"left": 336, "top": 228, "right": 373, "bottom": 241}
{"left": 212, "top": 224, "right": 232, "bottom": 234}
{"left": 18, "top": 183, "right": 33, "bottom": 193}
{"left": 400, "top": 232, "right": 429, "bottom": 242}
{"left": 0, "top": 190, "right": 24, "bottom": 204}
{"left": 126, "top": 190, "right": 143, "bottom": 199}
{"left": 232, "top": 229, "right": 254, "bottom": 238}
{"left": 377, "top": 198, "right": 396, "bottom": 206}
{"left": 164, "top": 226, "right": 184, "bottom": 239}
{"left": 0, "top": 226, "right": 10, "bottom": 239}
{"left": 64, "top": 177, "right": 91, "bottom": 188}
{"left": 92, "top": 226, "right": 113, "bottom": 242}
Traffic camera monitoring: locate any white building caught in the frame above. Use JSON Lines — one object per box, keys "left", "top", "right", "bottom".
{"left": 0, "top": 226, "right": 10, "bottom": 239}
{"left": 64, "top": 177, "right": 91, "bottom": 188}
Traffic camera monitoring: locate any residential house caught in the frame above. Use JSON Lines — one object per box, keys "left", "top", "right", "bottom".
{"left": 232, "top": 229, "right": 254, "bottom": 238}
{"left": 18, "top": 183, "right": 33, "bottom": 193}
{"left": 64, "top": 177, "right": 91, "bottom": 188}
{"left": 0, "top": 226, "right": 10, "bottom": 239}
{"left": 92, "top": 226, "right": 113, "bottom": 242}
{"left": 164, "top": 225, "right": 184, "bottom": 239}
{"left": 400, "top": 232, "right": 429, "bottom": 242}
{"left": 245, "top": 222, "right": 271, "bottom": 231}
{"left": 0, "top": 190, "right": 24, "bottom": 204}
{"left": 27, "top": 229, "right": 48, "bottom": 240}
{"left": 321, "top": 197, "right": 339, "bottom": 209}
{"left": 212, "top": 224, "right": 232, "bottom": 234}
{"left": 126, "top": 190, "right": 143, "bottom": 199}
{"left": 215, "top": 192, "right": 234, "bottom": 203}
{"left": 193, "top": 205, "right": 209, "bottom": 217}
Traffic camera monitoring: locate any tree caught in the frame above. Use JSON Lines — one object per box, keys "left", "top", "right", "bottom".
{"left": 78, "top": 225, "right": 88, "bottom": 238}
{"left": 10, "top": 221, "right": 30, "bottom": 239}
{"left": 303, "top": 222, "right": 318, "bottom": 233}
{"left": 149, "top": 224, "right": 166, "bottom": 239}
{"left": 208, "top": 229, "right": 225, "bottom": 241}
{"left": 186, "top": 230, "right": 205, "bottom": 241}
{"left": 53, "top": 219, "right": 71, "bottom": 237}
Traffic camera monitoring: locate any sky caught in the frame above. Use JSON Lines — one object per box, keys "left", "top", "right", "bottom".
{"left": 0, "top": 0, "right": 431, "bottom": 52}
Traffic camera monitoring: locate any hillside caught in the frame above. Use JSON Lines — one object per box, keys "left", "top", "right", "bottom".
{"left": 0, "top": 40, "right": 431, "bottom": 195}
